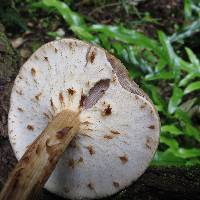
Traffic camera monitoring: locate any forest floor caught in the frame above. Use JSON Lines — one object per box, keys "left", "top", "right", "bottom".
{"left": 8, "top": 0, "right": 185, "bottom": 62}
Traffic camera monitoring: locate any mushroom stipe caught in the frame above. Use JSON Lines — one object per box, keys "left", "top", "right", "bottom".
{"left": 0, "top": 39, "right": 160, "bottom": 200}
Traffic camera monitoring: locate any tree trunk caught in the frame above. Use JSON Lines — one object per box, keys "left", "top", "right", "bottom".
{"left": 0, "top": 30, "right": 199, "bottom": 200}
{"left": 0, "top": 28, "right": 19, "bottom": 187}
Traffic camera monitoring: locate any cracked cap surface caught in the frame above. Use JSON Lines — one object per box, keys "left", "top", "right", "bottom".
{"left": 8, "top": 38, "right": 160, "bottom": 199}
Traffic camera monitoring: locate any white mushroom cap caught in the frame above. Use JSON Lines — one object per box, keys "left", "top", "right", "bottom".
{"left": 8, "top": 39, "right": 160, "bottom": 199}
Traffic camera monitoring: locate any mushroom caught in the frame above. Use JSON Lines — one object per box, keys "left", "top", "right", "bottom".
{"left": 0, "top": 39, "right": 160, "bottom": 200}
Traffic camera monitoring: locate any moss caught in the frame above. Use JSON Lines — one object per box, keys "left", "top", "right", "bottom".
{"left": 0, "top": 30, "right": 20, "bottom": 138}
{"left": 0, "top": 31, "right": 20, "bottom": 85}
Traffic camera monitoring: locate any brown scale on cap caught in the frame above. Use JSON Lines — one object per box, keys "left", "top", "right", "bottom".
{"left": 27, "top": 125, "right": 34, "bottom": 131}
{"left": 86, "top": 80, "right": 90, "bottom": 86}
{"left": 103, "top": 130, "right": 121, "bottom": 139}
{"left": 54, "top": 48, "right": 58, "bottom": 53}
{"left": 81, "top": 121, "right": 91, "bottom": 126}
{"left": 59, "top": 92, "right": 64, "bottom": 105}
{"left": 148, "top": 125, "right": 155, "bottom": 129}
{"left": 78, "top": 157, "right": 83, "bottom": 162}
{"left": 87, "top": 50, "right": 96, "bottom": 64}
{"left": 44, "top": 57, "right": 48, "bottom": 61}
{"left": 34, "top": 54, "right": 39, "bottom": 60}
{"left": 67, "top": 88, "right": 76, "bottom": 96}
{"left": 35, "top": 92, "right": 42, "bottom": 101}
{"left": 16, "top": 90, "right": 23, "bottom": 95}
{"left": 119, "top": 154, "right": 128, "bottom": 164}
{"left": 140, "top": 102, "right": 147, "bottom": 109}
{"left": 110, "top": 130, "right": 120, "bottom": 135}
{"left": 81, "top": 128, "right": 93, "bottom": 134}
{"left": 31, "top": 68, "right": 36, "bottom": 76}
{"left": 68, "top": 159, "right": 75, "bottom": 169}
{"left": 112, "top": 75, "right": 117, "bottom": 83}
{"left": 86, "top": 145, "right": 95, "bottom": 155}
{"left": 79, "top": 94, "right": 86, "bottom": 107}
{"left": 43, "top": 112, "right": 50, "bottom": 120}
{"left": 135, "top": 95, "right": 139, "bottom": 100}
{"left": 145, "top": 136, "right": 154, "bottom": 150}
{"left": 17, "top": 107, "right": 24, "bottom": 112}
{"left": 113, "top": 181, "right": 120, "bottom": 188}
{"left": 102, "top": 104, "right": 112, "bottom": 116}
{"left": 103, "top": 134, "right": 113, "bottom": 140}
{"left": 50, "top": 98, "right": 56, "bottom": 112}
{"left": 87, "top": 183, "right": 94, "bottom": 190}
{"left": 69, "top": 42, "right": 73, "bottom": 49}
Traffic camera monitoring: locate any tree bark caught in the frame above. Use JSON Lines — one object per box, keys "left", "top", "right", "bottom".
{"left": 0, "top": 30, "right": 199, "bottom": 200}
{"left": 0, "top": 29, "right": 19, "bottom": 187}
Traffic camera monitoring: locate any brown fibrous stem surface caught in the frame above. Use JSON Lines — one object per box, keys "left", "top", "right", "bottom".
{"left": 0, "top": 109, "right": 80, "bottom": 200}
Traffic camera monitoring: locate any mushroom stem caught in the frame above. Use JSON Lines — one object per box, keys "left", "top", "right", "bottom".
{"left": 0, "top": 109, "right": 80, "bottom": 200}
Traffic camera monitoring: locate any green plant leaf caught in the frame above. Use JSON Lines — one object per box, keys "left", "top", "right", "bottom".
{"left": 143, "top": 84, "right": 166, "bottom": 113}
{"left": 179, "top": 73, "right": 200, "bottom": 87}
{"left": 152, "top": 150, "right": 187, "bottom": 166}
{"left": 112, "top": 43, "right": 129, "bottom": 62}
{"left": 99, "top": 33, "right": 111, "bottom": 50}
{"left": 171, "top": 147, "right": 200, "bottom": 159}
{"left": 180, "top": 97, "right": 197, "bottom": 112}
{"left": 184, "top": 81, "right": 200, "bottom": 94}
{"left": 169, "top": 19, "right": 200, "bottom": 43}
{"left": 184, "top": 0, "right": 192, "bottom": 20}
{"left": 70, "top": 26, "right": 97, "bottom": 42}
{"left": 175, "top": 109, "right": 192, "bottom": 124}
{"left": 168, "top": 86, "right": 184, "bottom": 114}
{"left": 127, "top": 46, "right": 140, "bottom": 66}
{"left": 160, "top": 136, "right": 179, "bottom": 150}
{"left": 158, "top": 31, "right": 180, "bottom": 75}
{"left": 185, "top": 124, "right": 200, "bottom": 142}
{"left": 145, "top": 71, "right": 175, "bottom": 81}
{"left": 90, "top": 24, "right": 161, "bottom": 53}
{"left": 155, "top": 59, "right": 167, "bottom": 72}
{"left": 186, "top": 158, "right": 200, "bottom": 166}
{"left": 185, "top": 47, "right": 200, "bottom": 67}
{"left": 161, "top": 125, "right": 182, "bottom": 136}
{"left": 42, "top": 0, "right": 85, "bottom": 27}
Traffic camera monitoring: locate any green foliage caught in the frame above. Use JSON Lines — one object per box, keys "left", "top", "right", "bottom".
{"left": 0, "top": 0, "right": 27, "bottom": 31}
{"left": 33, "top": 0, "right": 200, "bottom": 166}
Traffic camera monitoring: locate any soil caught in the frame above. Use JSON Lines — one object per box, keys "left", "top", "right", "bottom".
{"left": 10, "top": 0, "right": 184, "bottom": 64}
{"left": 74, "top": 0, "right": 183, "bottom": 37}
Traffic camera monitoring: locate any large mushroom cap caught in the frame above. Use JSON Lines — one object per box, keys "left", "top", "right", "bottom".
{"left": 8, "top": 39, "right": 160, "bottom": 199}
